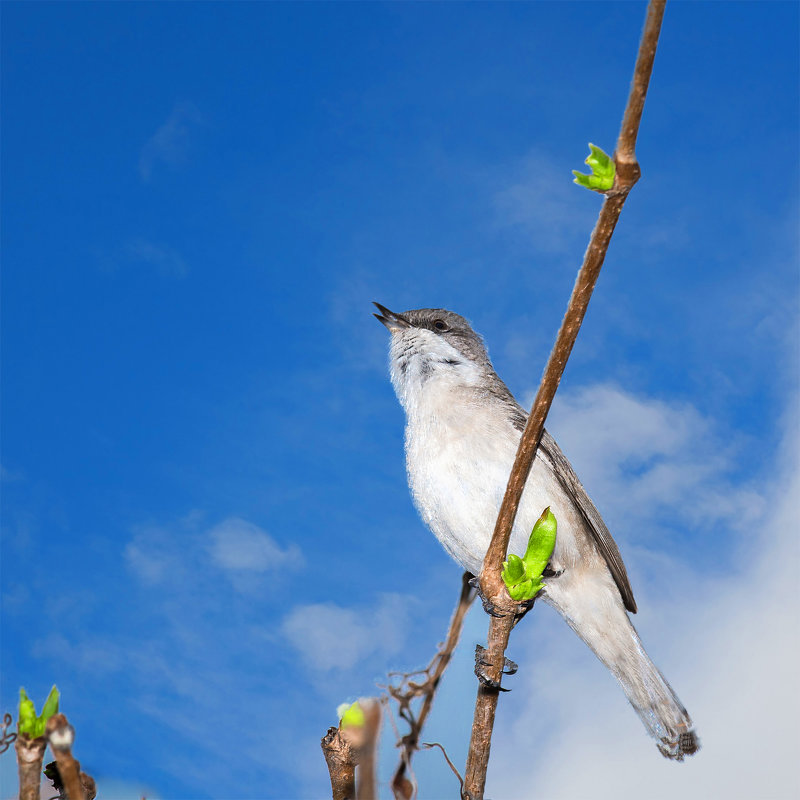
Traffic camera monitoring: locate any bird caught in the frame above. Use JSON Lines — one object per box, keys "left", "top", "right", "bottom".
{"left": 374, "top": 303, "right": 699, "bottom": 761}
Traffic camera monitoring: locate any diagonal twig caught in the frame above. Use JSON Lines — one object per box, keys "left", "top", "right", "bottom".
{"left": 462, "top": 2, "right": 667, "bottom": 798}
{"left": 388, "top": 572, "right": 476, "bottom": 800}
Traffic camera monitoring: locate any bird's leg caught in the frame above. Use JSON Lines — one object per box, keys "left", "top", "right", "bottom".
{"left": 474, "top": 644, "right": 518, "bottom": 691}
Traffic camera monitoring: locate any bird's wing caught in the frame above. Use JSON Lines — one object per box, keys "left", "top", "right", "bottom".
{"left": 538, "top": 428, "right": 638, "bottom": 613}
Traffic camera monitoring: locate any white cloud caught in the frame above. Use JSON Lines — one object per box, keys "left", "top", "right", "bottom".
{"left": 543, "top": 383, "right": 765, "bottom": 534}
{"left": 138, "top": 101, "right": 202, "bottom": 181}
{"left": 282, "top": 593, "right": 413, "bottom": 672}
{"left": 125, "top": 514, "right": 300, "bottom": 588}
{"left": 207, "top": 516, "right": 301, "bottom": 572}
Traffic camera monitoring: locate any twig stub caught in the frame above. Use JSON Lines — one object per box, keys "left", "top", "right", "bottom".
{"left": 15, "top": 732, "right": 48, "bottom": 800}
{"left": 46, "top": 713, "right": 89, "bottom": 800}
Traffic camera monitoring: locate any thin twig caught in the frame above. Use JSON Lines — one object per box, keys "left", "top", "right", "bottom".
{"left": 462, "top": 3, "right": 667, "bottom": 798}
{"left": 0, "top": 713, "right": 16, "bottom": 754}
{"left": 421, "top": 742, "right": 464, "bottom": 793}
{"left": 388, "top": 572, "right": 476, "bottom": 800}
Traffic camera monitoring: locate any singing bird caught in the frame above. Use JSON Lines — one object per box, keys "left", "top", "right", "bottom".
{"left": 374, "top": 303, "right": 699, "bottom": 761}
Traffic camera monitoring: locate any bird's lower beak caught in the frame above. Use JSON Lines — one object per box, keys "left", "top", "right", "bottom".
{"left": 373, "top": 302, "right": 410, "bottom": 331}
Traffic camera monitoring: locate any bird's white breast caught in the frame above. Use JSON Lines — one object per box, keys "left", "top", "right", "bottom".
{"left": 403, "top": 376, "right": 586, "bottom": 576}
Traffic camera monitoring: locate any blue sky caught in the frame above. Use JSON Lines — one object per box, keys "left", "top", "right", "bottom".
{"left": 1, "top": 2, "right": 798, "bottom": 798}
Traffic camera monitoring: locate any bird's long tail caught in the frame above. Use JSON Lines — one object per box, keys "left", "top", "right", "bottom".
{"left": 543, "top": 573, "right": 700, "bottom": 760}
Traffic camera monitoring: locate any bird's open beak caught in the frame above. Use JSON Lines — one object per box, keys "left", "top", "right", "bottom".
{"left": 373, "top": 302, "right": 410, "bottom": 331}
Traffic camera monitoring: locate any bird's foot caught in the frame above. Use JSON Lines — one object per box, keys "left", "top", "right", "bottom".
{"left": 468, "top": 576, "right": 518, "bottom": 618}
{"left": 511, "top": 597, "right": 536, "bottom": 627}
{"left": 474, "top": 644, "right": 518, "bottom": 691}
{"left": 469, "top": 576, "right": 536, "bottom": 623}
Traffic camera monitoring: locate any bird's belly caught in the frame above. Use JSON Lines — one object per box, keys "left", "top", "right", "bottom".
{"left": 406, "top": 421, "right": 586, "bottom": 575}
{"left": 408, "top": 434, "right": 513, "bottom": 573}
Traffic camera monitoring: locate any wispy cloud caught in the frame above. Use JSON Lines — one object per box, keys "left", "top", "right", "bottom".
{"left": 139, "top": 101, "right": 202, "bottom": 182}
{"left": 207, "top": 516, "right": 301, "bottom": 572}
{"left": 282, "top": 593, "right": 414, "bottom": 672}
{"left": 125, "top": 512, "right": 300, "bottom": 589}
{"left": 543, "top": 383, "right": 765, "bottom": 536}
{"left": 492, "top": 150, "right": 596, "bottom": 254}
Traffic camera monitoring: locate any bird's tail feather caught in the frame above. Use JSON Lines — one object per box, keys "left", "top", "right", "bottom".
{"left": 544, "top": 577, "right": 700, "bottom": 760}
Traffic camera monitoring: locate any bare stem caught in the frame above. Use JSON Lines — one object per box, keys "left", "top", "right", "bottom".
{"left": 390, "top": 573, "right": 476, "bottom": 799}
{"left": 322, "top": 698, "right": 382, "bottom": 800}
{"left": 46, "top": 713, "right": 90, "bottom": 800}
{"left": 15, "top": 733, "right": 47, "bottom": 800}
{"left": 322, "top": 727, "right": 357, "bottom": 800}
{"left": 462, "top": 2, "right": 667, "bottom": 798}
{"left": 356, "top": 700, "right": 382, "bottom": 800}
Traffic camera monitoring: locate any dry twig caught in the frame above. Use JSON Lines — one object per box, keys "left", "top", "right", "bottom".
{"left": 386, "top": 572, "right": 476, "bottom": 799}
{"left": 462, "top": 2, "right": 667, "bottom": 798}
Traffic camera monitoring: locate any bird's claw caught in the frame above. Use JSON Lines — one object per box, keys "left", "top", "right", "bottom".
{"left": 474, "top": 644, "right": 518, "bottom": 691}
{"left": 469, "top": 576, "right": 537, "bottom": 622}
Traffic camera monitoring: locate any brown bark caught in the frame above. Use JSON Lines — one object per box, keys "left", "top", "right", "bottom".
{"left": 15, "top": 733, "right": 47, "bottom": 800}
{"left": 461, "top": 2, "right": 667, "bottom": 798}
{"left": 45, "top": 713, "right": 88, "bottom": 800}
{"left": 322, "top": 699, "right": 382, "bottom": 800}
{"left": 322, "top": 726, "right": 357, "bottom": 800}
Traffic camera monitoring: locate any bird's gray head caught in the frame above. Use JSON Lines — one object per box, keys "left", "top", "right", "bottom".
{"left": 373, "top": 303, "right": 494, "bottom": 409}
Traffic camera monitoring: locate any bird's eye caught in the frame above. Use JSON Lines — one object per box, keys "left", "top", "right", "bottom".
{"left": 433, "top": 319, "right": 449, "bottom": 332}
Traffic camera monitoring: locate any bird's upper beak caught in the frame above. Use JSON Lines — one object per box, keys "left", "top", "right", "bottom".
{"left": 373, "top": 302, "right": 411, "bottom": 332}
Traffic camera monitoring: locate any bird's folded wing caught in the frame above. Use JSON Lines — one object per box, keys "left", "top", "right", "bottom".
{"left": 538, "top": 429, "right": 638, "bottom": 613}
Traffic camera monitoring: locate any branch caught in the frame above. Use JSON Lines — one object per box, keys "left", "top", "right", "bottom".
{"left": 388, "top": 572, "right": 476, "bottom": 799}
{"left": 462, "top": 2, "right": 667, "bottom": 798}
{"left": 322, "top": 726, "right": 357, "bottom": 800}
{"left": 46, "top": 713, "right": 95, "bottom": 800}
{"left": 15, "top": 732, "right": 47, "bottom": 800}
{"left": 356, "top": 700, "right": 382, "bottom": 800}
{"left": 321, "top": 698, "right": 382, "bottom": 800}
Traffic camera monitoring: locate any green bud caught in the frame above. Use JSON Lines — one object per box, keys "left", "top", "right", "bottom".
{"left": 40, "top": 685, "right": 59, "bottom": 723}
{"left": 573, "top": 143, "right": 615, "bottom": 192}
{"left": 18, "top": 685, "right": 60, "bottom": 739}
{"left": 338, "top": 701, "right": 365, "bottom": 729}
{"left": 501, "top": 508, "right": 558, "bottom": 603}
{"left": 501, "top": 554, "right": 527, "bottom": 588}
{"left": 522, "top": 507, "right": 558, "bottom": 578}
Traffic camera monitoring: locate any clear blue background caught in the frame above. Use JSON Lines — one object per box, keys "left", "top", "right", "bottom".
{"left": 2, "top": 2, "right": 798, "bottom": 799}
